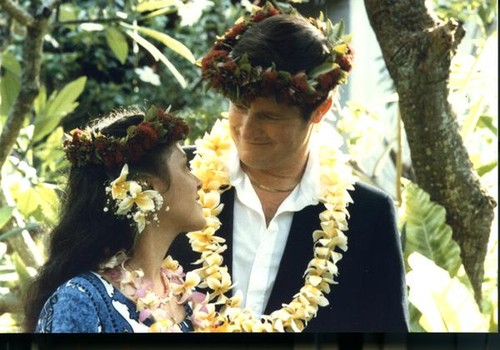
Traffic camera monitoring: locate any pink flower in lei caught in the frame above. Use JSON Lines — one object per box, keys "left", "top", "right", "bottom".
{"left": 101, "top": 255, "right": 210, "bottom": 332}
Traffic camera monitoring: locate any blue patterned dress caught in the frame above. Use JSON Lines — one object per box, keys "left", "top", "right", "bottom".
{"left": 35, "top": 272, "right": 193, "bottom": 333}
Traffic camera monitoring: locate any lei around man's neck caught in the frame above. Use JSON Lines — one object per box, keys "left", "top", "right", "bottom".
{"left": 63, "top": 106, "right": 189, "bottom": 168}
{"left": 200, "top": 2, "right": 354, "bottom": 106}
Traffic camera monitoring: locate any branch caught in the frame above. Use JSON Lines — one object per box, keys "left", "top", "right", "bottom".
{"left": 0, "top": 0, "right": 35, "bottom": 26}
{"left": 0, "top": 1, "right": 56, "bottom": 268}
{"left": 55, "top": 17, "right": 128, "bottom": 26}
{"left": 364, "top": 0, "right": 496, "bottom": 304}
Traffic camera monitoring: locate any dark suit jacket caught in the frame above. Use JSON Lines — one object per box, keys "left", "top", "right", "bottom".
{"left": 169, "top": 148, "right": 409, "bottom": 332}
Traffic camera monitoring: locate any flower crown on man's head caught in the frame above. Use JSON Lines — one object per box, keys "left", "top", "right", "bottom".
{"left": 63, "top": 106, "right": 189, "bottom": 168}
{"left": 200, "top": 2, "right": 354, "bottom": 106}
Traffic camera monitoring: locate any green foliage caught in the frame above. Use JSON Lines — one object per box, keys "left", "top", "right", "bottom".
{"left": 0, "top": 207, "right": 14, "bottom": 231}
{"left": 399, "top": 181, "right": 495, "bottom": 331}
{"left": 399, "top": 181, "right": 463, "bottom": 277}
{"left": 0, "top": 0, "right": 496, "bottom": 334}
{"left": 406, "top": 252, "right": 488, "bottom": 331}
{"left": 33, "top": 76, "right": 87, "bottom": 142}
{"left": 105, "top": 27, "right": 129, "bottom": 64}
{"left": 0, "top": 50, "right": 21, "bottom": 120}
{"left": 430, "top": 0, "right": 497, "bottom": 34}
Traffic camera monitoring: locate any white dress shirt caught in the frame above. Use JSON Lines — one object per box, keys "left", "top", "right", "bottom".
{"left": 228, "top": 139, "right": 322, "bottom": 318}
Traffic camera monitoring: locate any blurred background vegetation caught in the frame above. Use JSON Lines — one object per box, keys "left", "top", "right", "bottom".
{"left": 0, "top": 0, "right": 497, "bottom": 333}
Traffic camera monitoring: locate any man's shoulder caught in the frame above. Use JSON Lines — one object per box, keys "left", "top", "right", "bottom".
{"left": 351, "top": 181, "right": 392, "bottom": 205}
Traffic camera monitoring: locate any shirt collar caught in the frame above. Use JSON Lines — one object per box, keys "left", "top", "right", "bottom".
{"left": 229, "top": 137, "right": 321, "bottom": 214}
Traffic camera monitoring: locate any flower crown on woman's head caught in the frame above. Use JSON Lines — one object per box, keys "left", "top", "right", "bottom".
{"left": 200, "top": 2, "right": 354, "bottom": 106}
{"left": 63, "top": 105, "right": 189, "bottom": 168}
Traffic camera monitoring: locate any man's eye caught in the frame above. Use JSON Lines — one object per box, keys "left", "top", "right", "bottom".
{"left": 260, "top": 114, "right": 280, "bottom": 121}
{"left": 234, "top": 104, "right": 248, "bottom": 111}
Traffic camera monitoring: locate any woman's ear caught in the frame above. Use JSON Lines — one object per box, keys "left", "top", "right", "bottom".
{"left": 311, "top": 97, "right": 333, "bottom": 124}
{"left": 148, "top": 176, "right": 167, "bottom": 193}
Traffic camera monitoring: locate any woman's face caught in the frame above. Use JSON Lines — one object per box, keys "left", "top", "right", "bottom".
{"left": 155, "top": 143, "right": 205, "bottom": 234}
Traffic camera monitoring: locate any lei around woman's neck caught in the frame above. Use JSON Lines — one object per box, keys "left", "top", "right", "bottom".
{"left": 63, "top": 106, "right": 189, "bottom": 168}
{"left": 200, "top": 2, "right": 354, "bottom": 106}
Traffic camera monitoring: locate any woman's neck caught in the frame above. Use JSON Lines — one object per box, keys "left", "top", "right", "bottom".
{"left": 127, "top": 227, "right": 177, "bottom": 295}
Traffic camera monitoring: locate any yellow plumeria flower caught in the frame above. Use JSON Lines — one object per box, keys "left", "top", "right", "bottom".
{"left": 116, "top": 182, "right": 157, "bottom": 215}
{"left": 171, "top": 270, "right": 201, "bottom": 303}
{"left": 183, "top": 118, "right": 357, "bottom": 332}
{"left": 110, "top": 163, "right": 130, "bottom": 200}
{"left": 133, "top": 211, "right": 146, "bottom": 233}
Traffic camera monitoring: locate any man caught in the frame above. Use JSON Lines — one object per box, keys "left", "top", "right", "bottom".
{"left": 169, "top": 3, "right": 409, "bottom": 332}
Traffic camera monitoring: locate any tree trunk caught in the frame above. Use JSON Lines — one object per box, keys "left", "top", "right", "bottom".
{"left": 0, "top": 1, "right": 55, "bottom": 268}
{"left": 364, "top": 0, "right": 496, "bottom": 304}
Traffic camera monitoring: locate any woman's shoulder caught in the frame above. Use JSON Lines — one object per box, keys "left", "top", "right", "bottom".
{"left": 54, "top": 272, "right": 109, "bottom": 297}
{"left": 37, "top": 272, "right": 138, "bottom": 333}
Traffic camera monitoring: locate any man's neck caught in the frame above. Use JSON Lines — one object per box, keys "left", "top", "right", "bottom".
{"left": 241, "top": 154, "right": 309, "bottom": 226}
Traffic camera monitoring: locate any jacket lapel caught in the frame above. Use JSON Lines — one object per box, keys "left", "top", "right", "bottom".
{"left": 218, "top": 188, "right": 235, "bottom": 274}
{"left": 218, "top": 188, "right": 324, "bottom": 315}
{"left": 264, "top": 203, "right": 324, "bottom": 314}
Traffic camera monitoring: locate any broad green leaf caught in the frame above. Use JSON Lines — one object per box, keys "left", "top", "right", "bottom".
{"left": 406, "top": 252, "right": 488, "bottom": 331}
{"left": 11, "top": 252, "right": 37, "bottom": 294}
{"left": 309, "top": 62, "right": 338, "bottom": 79}
{"left": 33, "top": 183, "right": 60, "bottom": 225}
{"left": 0, "top": 222, "right": 39, "bottom": 241}
{"left": 105, "top": 27, "right": 129, "bottom": 64}
{"left": 58, "top": 3, "right": 78, "bottom": 26}
{"left": 11, "top": 186, "right": 39, "bottom": 217}
{"left": 482, "top": 236, "right": 498, "bottom": 331}
{"left": 136, "top": 0, "right": 180, "bottom": 13}
{"left": 0, "top": 206, "right": 14, "bottom": 230}
{"left": 121, "top": 23, "right": 195, "bottom": 63}
{"left": 141, "top": 7, "right": 178, "bottom": 19}
{"left": 0, "top": 50, "right": 21, "bottom": 75}
{"left": 477, "top": 160, "right": 498, "bottom": 177}
{"left": 328, "top": 20, "right": 344, "bottom": 42}
{"left": 33, "top": 76, "right": 87, "bottom": 142}
{"left": 0, "top": 70, "right": 20, "bottom": 117}
{"left": 460, "top": 94, "right": 484, "bottom": 138}
{"left": 399, "top": 180, "right": 462, "bottom": 277}
{"left": 34, "top": 85, "right": 47, "bottom": 117}
{"left": 34, "top": 126, "right": 67, "bottom": 176}
{"left": 477, "top": 115, "right": 498, "bottom": 135}
{"left": 125, "top": 29, "right": 187, "bottom": 88}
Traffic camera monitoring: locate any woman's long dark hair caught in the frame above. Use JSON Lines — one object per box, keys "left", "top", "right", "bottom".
{"left": 22, "top": 109, "right": 177, "bottom": 332}
{"left": 231, "top": 14, "right": 330, "bottom": 118}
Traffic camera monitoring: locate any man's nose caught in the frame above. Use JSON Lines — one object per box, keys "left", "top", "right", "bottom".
{"left": 240, "top": 114, "right": 261, "bottom": 140}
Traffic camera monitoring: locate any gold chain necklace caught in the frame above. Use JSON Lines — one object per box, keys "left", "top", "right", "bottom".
{"left": 249, "top": 178, "right": 296, "bottom": 193}
{"left": 185, "top": 119, "right": 356, "bottom": 332}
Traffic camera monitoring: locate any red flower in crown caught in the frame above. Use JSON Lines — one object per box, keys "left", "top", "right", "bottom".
{"left": 134, "top": 123, "right": 159, "bottom": 149}
{"left": 317, "top": 69, "right": 341, "bottom": 90}
{"left": 200, "top": 3, "right": 354, "bottom": 106}
{"left": 291, "top": 72, "right": 311, "bottom": 94}
{"left": 225, "top": 22, "right": 246, "bottom": 41}
{"left": 252, "top": 6, "right": 280, "bottom": 23}
{"left": 336, "top": 45, "right": 354, "bottom": 72}
{"left": 63, "top": 106, "right": 189, "bottom": 168}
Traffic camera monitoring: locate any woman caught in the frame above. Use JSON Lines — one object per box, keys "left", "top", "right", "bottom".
{"left": 23, "top": 106, "right": 207, "bottom": 333}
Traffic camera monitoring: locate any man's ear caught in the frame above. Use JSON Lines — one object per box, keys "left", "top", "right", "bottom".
{"left": 311, "top": 97, "right": 333, "bottom": 124}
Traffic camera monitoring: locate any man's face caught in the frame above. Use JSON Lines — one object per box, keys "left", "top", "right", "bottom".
{"left": 228, "top": 97, "right": 314, "bottom": 173}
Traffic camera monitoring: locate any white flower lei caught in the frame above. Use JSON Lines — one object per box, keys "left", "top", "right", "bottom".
{"left": 187, "top": 119, "right": 356, "bottom": 332}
